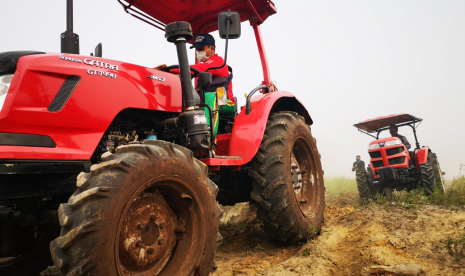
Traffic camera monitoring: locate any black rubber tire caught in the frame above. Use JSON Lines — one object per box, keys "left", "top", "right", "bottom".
{"left": 249, "top": 111, "right": 325, "bottom": 244}
{"left": 50, "top": 141, "right": 222, "bottom": 276}
{"left": 0, "top": 225, "right": 58, "bottom": 276}
{"left": 419, "top": 161, "right": 435, "bottom": 194}
{"left": 429, "top": 153, "right": 446, "bottom": 193}
{"left": 356, "top": 170, "right": 371, "bottom": 199}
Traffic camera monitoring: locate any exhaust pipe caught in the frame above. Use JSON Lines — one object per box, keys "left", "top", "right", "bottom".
{"left": 61, "top": 0, "right": 79, "bottom": 54}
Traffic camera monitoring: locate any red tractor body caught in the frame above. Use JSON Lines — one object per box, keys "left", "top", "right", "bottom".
{"left": 1, "top": 1, "right": 326, "bottom": 275}
{"left": 367, "top": 137, "right": 429, "bottom": 179}
{"left": 354, "top": 114, "right": 444, "bottom": 197}
{"left": 0, "top": 53, "right": 310, "bottom": 165}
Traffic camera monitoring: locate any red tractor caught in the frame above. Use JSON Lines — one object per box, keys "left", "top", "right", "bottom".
{"left": 0, "top": 1, "right": 325, "bottom": 275}
{"left": 354, "top": 114, "right": 445, "bottom": 199}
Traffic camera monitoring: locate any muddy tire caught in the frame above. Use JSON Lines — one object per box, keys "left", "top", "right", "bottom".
{"left": 356, "top": 171, "right": 371, "bottom": 199}
{"left": 429, "top": 153, "right": 445, "bottom": 193}
{"left": 420, "top": 161, "right": 435, "bottom": 194}
{"left": 249, "top": 111, "right": 325, "bottom": 244}
{"left": 50, "top": 141, "right": 222, "bottom": 276}
{"left": 0, "top": 225, "right": 58, "bottom": 276}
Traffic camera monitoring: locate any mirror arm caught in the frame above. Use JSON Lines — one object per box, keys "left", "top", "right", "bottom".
{"left": 206, "top": 10, "right": 232, "bottom": 72}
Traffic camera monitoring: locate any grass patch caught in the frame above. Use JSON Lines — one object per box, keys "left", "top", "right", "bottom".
{"left": 325, "top": 176, "right": 358, "bottom": 196}
{"left": 359, "top": 176, "right": 465, "bottom": 210}
{"left": 429, "top": 176, "right": 465, "bottom": 207}
{"left": 444, "top": 234, "right": 465, "bottom": 262}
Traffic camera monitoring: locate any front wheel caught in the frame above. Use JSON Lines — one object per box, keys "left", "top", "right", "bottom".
{"left": 249, "top": 111, "right": 325, "bottom": 244}
{"left": 50, "top": 141, "right": 222, "bottom": 276}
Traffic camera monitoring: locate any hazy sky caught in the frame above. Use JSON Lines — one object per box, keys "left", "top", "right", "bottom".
{"left": 2, "top": 1, "right": 465, "bottom": 179}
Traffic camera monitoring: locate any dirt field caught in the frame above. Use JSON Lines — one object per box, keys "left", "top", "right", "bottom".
{"left": 213, "top": 192, "right": 465, "bottom": 276}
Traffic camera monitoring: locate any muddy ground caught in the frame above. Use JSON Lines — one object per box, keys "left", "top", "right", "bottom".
{"left": 213, "top": 192, "right": 465, "bottom": 276}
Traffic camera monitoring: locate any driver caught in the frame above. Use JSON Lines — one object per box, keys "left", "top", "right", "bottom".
{"left": 389, "top": 125, "right": 411, "bottom": 149}
{"left": 156, "top": 33, "right": 235, "bottom": 138}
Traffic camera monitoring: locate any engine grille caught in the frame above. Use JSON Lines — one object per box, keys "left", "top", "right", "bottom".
{"left": 48, "top": 75, "right": 81, "bottom": 112}
{"left": 372, "top": 160, "right": 384, "bottom": 168}
{"left": 386, "top": 146, "right": 404, "bottom": 156}
{"left": 388, "top": 157, "right": 405, "bottom": 165}
{"left": 369, "top": 151, "right": 382, "bottom": 158}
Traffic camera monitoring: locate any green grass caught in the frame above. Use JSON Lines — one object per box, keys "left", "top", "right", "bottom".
{"left": 324, "top": 176, "right": 358, "bottom": 196}
{"left": 360, "top": 176, "right": 465, "bottom": 210}
{"left": 444, "top": 234, "right": 465, "bottom": 262}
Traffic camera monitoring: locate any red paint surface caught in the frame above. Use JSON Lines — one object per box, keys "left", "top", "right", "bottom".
{"left": 119, "top": 0, "right": 277, "bottom": 35}
{"left": 414, "top": 147, "right": 429, "bottom": 170}
{"left": 0, "top": 53, "right": 182, "bottom": 160}
{"left": 229, "top": 91, "right": 307, "bottom": 165}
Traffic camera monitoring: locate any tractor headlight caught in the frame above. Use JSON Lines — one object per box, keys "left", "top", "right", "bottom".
{"left": 0, "top": 74, "right": 14, "bottom": 112}
{"left": 368, "top": 143, "right": 380, "bottom": 151}
{"left": 384, "top": 139, "right": 402, "bottom": 147}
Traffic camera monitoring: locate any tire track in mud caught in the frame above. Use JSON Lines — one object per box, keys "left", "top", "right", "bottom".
{"left": 214, "top": 193, "right": 465, "bottom": 276}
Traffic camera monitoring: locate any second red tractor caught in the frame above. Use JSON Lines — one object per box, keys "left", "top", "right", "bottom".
{"left": 354, "top": 114, "right": 445, "bottom": 199}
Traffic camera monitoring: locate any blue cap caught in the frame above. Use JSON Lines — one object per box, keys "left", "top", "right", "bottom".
{"left": 190, "top": 33, "right": 215, "bottom": 49}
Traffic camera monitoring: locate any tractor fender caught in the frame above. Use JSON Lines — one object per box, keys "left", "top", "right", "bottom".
{"left": 229, "top": 91, "right": 312, "bottom": 164}
{"left": 414, "top": 146, "right": 429, "bottom": 170}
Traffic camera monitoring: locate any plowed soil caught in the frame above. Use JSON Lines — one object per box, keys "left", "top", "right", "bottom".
{"left": 213, "top": 192, "right": 465, "bottom": 276}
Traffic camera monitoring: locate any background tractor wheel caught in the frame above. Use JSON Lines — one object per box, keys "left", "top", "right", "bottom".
{"left": 419, "top": 161, "right": 435, "bottom": 194}
{"left": 249, "top": 111, "right": 325, "bottom": 244}
{"left": 50, "top": 141, "right": 222, "bottom": 276}
{"left": 356, "top": 170, "right": 371, "bottom": 199}
{"left": 0, "top": 225, "right": 58, "bottom": 276}
{"left": 429, "top": 153, "right": 446, "bottom": 193}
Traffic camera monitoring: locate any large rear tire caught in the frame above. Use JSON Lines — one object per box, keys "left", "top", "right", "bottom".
{"left": 50, "top": 141, "right": 222, "bottom": 276}
{"left": 429, "top": 153, "right": 446, "bottom": 193}
{"left": 420, "top": 161, "right": 435, "bottom": 194}
{"left": 356, "top": 170, "right": 371, "bottom": 199}
{"left": 249, "top": 112, "right": 325, "bottom": 244}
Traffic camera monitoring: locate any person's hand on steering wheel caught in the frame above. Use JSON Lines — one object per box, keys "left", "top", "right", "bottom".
{"left": 165, "top": 65, "right": 200, "bottom": 79}
{"left": 154, "top": 64, "right": 168, "bottom": 71}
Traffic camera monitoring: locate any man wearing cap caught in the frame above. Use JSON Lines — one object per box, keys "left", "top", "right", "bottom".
{"left": 156, "top": 33, "right": 235, "bottom": 138}
{"left": 389, "top": 125, "right": 411, "bottom": 150}
{"left": 352, "top": 155, "right": 366, "bottom": 173}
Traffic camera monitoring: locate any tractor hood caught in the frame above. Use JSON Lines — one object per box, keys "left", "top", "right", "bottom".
{"left": 354, "top": 113, "right": 422, "bottom": 133}
{"left": 117, "top": 0, "right": 277, "bottom": 35}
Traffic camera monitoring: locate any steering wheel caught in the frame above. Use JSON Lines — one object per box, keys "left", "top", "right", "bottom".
{"left": 165, "top": 65, "right": 200, "bottom": 79}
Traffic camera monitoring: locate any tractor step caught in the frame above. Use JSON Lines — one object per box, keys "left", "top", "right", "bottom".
{"left": 200, "top": 156, "right": 242, "bottom": 166}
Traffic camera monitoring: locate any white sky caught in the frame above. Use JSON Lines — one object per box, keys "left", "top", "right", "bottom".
{"left": 2, "top": 0, "right": 465, "bottom": 179}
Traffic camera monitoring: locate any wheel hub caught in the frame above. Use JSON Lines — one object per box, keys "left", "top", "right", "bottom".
{"left": 291, "top": 153, "right": 303, "bottom": 201}
{"left": 118, "top": 190, "right": 178, "bottom": 275}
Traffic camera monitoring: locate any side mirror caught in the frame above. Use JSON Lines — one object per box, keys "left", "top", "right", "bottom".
{"left": 198, "top": 72, "right": 212, "bottom": 90}
{"left": 218, "top": 11, "right": 241, "bottom": 39}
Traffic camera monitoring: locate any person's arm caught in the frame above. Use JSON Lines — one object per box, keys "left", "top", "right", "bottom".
{"left": 352, "top": 162, "right": 356, "bottom": 171}
{"left": 402, "top": 136, "right": 412, "bottom": 150}
{"left": 170, "top": 56, "right": 228, "bottom": 76}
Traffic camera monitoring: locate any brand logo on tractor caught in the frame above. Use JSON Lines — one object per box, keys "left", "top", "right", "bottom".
{"left": 87, "top": 69, "right": 117, "bottom": 79}
{"left": 59, "top": 56, "right": 82, "bottom": 63}
{"left": 147, "top": 75, "right": 166, "bottom": 82}
{"left": 83, "top": 58, "right": 119, "bottom": 71}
